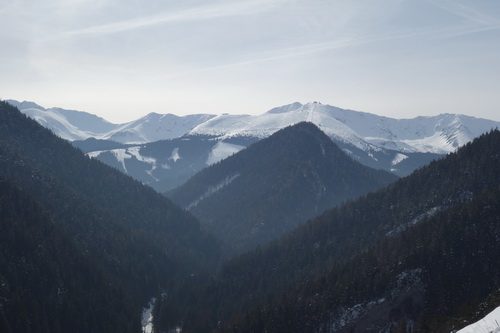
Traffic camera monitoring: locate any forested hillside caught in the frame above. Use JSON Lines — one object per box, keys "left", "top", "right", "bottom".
{"left": 0, "top": 177, "right": 140, "bottom": 332}
{"left": 155, "top": 129, "right": 500, "bottom": 332}
{"left": 218, "top": 185, "right": 500, "bottom": 332}
{"left": 0, "top": 101, "right": 220, "bottom": 332}
{"left": 168, "top": 122, "right": 398, "bottom": 256}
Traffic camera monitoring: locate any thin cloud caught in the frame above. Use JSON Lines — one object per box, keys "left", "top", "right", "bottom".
{"left": 61, "top": 0, "right": 286, "bottom": 37}
{"left": 426, "top": 0, "right": 500, "bottom": 27}
{"left": 157, "top": 21, "right": 494, "bottom": 81}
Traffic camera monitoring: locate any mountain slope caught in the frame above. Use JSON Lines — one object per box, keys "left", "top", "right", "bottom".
{"left": 6, "top": 100, "right": 117, "bottom": 140}
{"left": 168, "top": 122, "right": 398, "bottom": 256}
{"left": 83, "top": 135, "right": 229, "bottom": 192}
{"left": 156, "top": 129, "right": 500, "bottom": 332}
{"left": 0, "top": 177, "right": 140, "bottom": 333}
{"left": 218, "top": 184, "right": 500, "bottom": 332}
{"left": 0, "top": 101, "right": 220, "bottom": 330}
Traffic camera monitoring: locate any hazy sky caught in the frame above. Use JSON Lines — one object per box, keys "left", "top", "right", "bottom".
{"left": 1, "top": 0, "right": 500, "bottom": 123}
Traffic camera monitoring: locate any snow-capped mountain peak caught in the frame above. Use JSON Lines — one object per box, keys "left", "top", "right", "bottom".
{"left": 188, "top": 101, "right": 500, "bottom": 154}
{"left": 188, "top": 102, "right": 368, "bottom": 150}
{"left": 7, "top": 100, "right": 216, "bottom": 144}
{"left": 8, "top": 100, "right": 500, "bottom": 155}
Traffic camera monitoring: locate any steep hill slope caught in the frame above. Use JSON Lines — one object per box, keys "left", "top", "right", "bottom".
{"left": 168, "top": 122, "right": 398, "bottom": 256}
{"left": 218, "top": 185, "right": 500, "bottom": 332}
{"left": 0, "top": 101, "right": 220, "bottom": 330}
{"left": 156, "top": 129, "right": 500, "bottom": 332}
{"left": 0, "top": 177, "right": 140, "bottom": 333}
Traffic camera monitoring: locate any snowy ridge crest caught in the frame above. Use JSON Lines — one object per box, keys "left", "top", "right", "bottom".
{"left": 8, "top": 100, "right": 500, "bottom": 154}
{"left": 187, "top": 102, "right": 500, "bottom": 154}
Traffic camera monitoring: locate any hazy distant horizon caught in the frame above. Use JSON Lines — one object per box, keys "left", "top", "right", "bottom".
{"left": 2, "top": 0, "right": 499, "bottom": 123}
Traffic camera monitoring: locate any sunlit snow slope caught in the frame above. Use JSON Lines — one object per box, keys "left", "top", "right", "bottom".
{"left": 189, "top": 102, "right": 500, "bottom": 154}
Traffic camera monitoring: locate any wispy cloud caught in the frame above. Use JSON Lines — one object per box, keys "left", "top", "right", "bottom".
{"left": 61, "top": 0, "right": 285, "bottom": 37}
{"left": 157, "top": 20, "right": 497, "bottom": 81}
{"left": 425, "top": 0, "right": 500, "bottom": 27}
{"left": 153, "top": 32, "right": 397, "bottom": 80}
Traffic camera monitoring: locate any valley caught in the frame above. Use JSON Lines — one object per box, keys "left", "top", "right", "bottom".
{"left": 0, "top": 100, "right": 499, "bottom": 332}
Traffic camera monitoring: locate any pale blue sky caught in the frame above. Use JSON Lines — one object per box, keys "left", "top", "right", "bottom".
{"left": 1, "top": 0, "right": 499, "bottom": 122}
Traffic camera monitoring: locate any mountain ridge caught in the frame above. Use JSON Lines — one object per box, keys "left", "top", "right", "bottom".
{"left": 8, "top": 99, "right": 499, "bottom": 154}
{"left": 8, "top": 99, "right": 499, "bottom": 191}
{"left": 168, "top": 122, "right": 398, "bottom": 256}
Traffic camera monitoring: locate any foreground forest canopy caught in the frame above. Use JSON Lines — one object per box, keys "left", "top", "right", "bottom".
{"left": 0, "top": 100, "right": 498, "bottom": 332}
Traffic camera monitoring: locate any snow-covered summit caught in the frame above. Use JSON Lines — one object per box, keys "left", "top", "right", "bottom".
{"left": 189, "top": 102, "right": 500, "bottom": 154}
{"left": 7, "top": 100, "right": 216, "bottom": 143}
{"left": 106, "top": 112, "right": 216, "bottom": 144}
{"left": 6, "top": 100, "right": 115, "bottom": 141}
{"left": 189, "top": 102, "right": 370, "bottom": 150}
{"left": 7, "top": 100, "right": 499, "bottom": 154}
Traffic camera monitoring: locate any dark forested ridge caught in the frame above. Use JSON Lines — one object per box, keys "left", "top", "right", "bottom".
{"left": 156, "top": 129, "right": 500, "bottom": 332}
{"left": 218, "top": 185, "right": 500, "bottom": 332}
{"left": 168, "top": 122, "right": 398, "bottom": 256}
{"left": 0, "top": 101, "right": 221, "bottom": 332}
{"left": 0, "top": 177, "right": 140, "bottom": 332}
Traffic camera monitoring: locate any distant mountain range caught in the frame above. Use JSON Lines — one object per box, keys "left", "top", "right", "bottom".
{"left": 7, "top": 100, "right": 500, "bottom": 191}
{"left": 6, "top": 100, "right": 216, "bottom": 143}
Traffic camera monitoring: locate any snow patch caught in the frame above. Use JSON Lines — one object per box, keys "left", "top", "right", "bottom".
{"left": 386, "top": 207, "right": 442, "bottom": 237}
{"left": 186, "top": 174, "right": 240, "bottom": 209}
{"left": 109, "top": 148, "right": 133, "bottom": 173}
{"left": 456, "top": 306, "right": 500, "bottom": 333}
{"left": 170, "top": 147, "right": 181, "bottom": 162}
{"left": 206, "top": 142, "right": 244, "bottom": 165}
{"left": 124, "top": 147, "right": 158, "bottom": 181}
{"left": 87, "top": 146, "right": 158, "bottom": 180}
{"left": 368, "top": 152, "right": 378, "bottom": 161}
{"left": 391, "top": 269, "right": 423, "bottom": 297}
{"left": 324, "top": 298, "right": 387, "bottom": 331}
{"left": 141, "top": 297, "right": 156, "bottom": 333}
{"left": 127, "top": 147, "right": 156, "bottom": 164}
{"left": 392, "top": 153, "right": 408, "bottom": 166}
{"left": 87, "top": 150, "right": 103, "bottom": 158}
